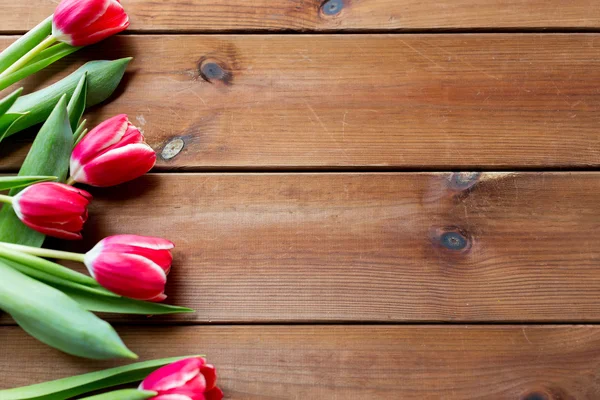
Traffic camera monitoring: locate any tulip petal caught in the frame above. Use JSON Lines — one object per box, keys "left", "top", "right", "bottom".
{"left": 141, "top": 358, "right": 203, "bottom": 392}
{"left": 19, "top": 219, "right": 83, "bottom": 240}
{"left": 204, "top": 387, "right": 224, "bottom": 400}
{"left": 148, "top": 293, "right": 168, "bottom": 302}
{"left": 86, "top": 253, "right": 167, "bottom": 301}
{"left": 16, "top": 199, "right": 86, "bottom": 218}
{"left": 152, "top": 396, "right": 194, "bottom": 400}
{"left": 101, "top": 235, "right": 175, "bottom": 272}
{"left": 77, "top": 142, "right": 156, "bottom": 187}
{"left": 199, "top": 365, "right": 217, "bottom": 391}
{"left": 105, "top": 247, "right": 172, "bottom": 273}
{"left": 72, "top": 0, "right": 130, "bottom": 47}
{"left": 175, "top": 375, "right": 207, "bottom": 396}
{"left": 103, "top": 235, "right": 175, "bottom": 250}
{"left": 72, "top": 114, "right": 129, "bottom": 167}
{"left": 23, "top": 214, "right": 86, "bottom": 233}
{"left": 54, "top": 0, "right": 111, "bottom": 35}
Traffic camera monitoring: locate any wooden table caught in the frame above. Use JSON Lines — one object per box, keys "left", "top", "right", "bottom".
{"left": 2, "top": 1, "right": 600, "bottom": 398}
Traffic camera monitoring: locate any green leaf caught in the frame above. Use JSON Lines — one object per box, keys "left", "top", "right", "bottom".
{"left": 0, "top": 259, "right": 137, "bottom": 361}
{"left": 73, "top": 120, "right": 88, "bottom": 146}
{"left": 61, "top": 286, "right": 195, "bottom": 315}
{"left": 80, "top": 390, "right": 158, "bottom": 400}
{"left": 0, "top": 356, "right": 199, "bottom": 400}
{"left": 0, "top": 43, "right": 81, "bottom": 92}
{"left": 0, "top": 16, "right": 52, "bottom": 74}
{"left": 0, "top": 89, "right": 26, "bottom": 143}
{"left": 0, "top": 175, "right": 56, "bottom": 191}
{"left": 0, "top": 58, "right": 132, "bottom": 139}
{"left": 0, "top": 88, "right": 23, "bottom": 116}
{"left": 0, "top": 95, "right": 72, "bottom": 246}
{"left": 0, "top": 112, "right": 28, "bottom": 143}
{"left": 67, "top": 72, "right": 88, "bottom": 131}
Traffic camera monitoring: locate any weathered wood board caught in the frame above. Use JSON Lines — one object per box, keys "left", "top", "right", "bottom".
{"left": 1, "top": 172, "right": 590, "bottom": 323}
{"left": 3, "top": 0, "right": 600, "bottom": 32}
{"left": 2, "top": 34, "right": 600, "bottom": 170}
{"left": 2, "top": 325, "right": 600, "bottom": 399}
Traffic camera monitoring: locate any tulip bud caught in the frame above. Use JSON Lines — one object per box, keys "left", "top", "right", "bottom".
{"left": 70, "top": 114, "right": 156, "bottom": 187}
{"left": 12, "top": 182, "right": 91, "bottom": 240}
{"left": 84, "top": 235, "right": 174, "bottom": 301}
{"left": 139, "top": 357, "right": 224, "bottom": 400}
{"left": 53, "top": 0, "right": 130, "bottom": 47}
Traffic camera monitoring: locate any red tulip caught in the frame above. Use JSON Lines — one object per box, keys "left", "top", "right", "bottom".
{"left": 140, "top": 357, "right": 224, "bottom": 400}
{"left": 12, "top": 182, "right": 91, "bottom": 240}
{"left": 84, "top": 235, "right": 174, "bottom": 301}
{"left": 70, "top": 115, "right": 156, "bottom": 187}
{"left": 52, "top": 0, "right": 130, "bottom": 47}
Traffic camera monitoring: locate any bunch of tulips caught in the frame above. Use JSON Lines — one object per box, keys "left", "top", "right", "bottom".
{"left": 2, "top": 113, "right": 172, "bottom": 301}
{"left": 0, "top": 1, "right": 223, "bottom": 399}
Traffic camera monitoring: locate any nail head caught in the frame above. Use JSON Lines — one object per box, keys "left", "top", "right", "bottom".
{"left": 161, "top": 138, "right": 185, "bottom": 160}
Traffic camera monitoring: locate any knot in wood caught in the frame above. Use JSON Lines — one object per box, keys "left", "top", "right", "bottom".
{"left": 441, "top": 231, "right": 468, "bottom": 251}
{"left": 448, "top": 172, "right": 481, "bottom": 191}
{"left": 522, "top": 392, "right": 550, "bottom": 400}
{"left": 430, "top": 226, "right": 472, "bottom": 253}
{"left": 198, "top": 58, "right": 233, "bottom": 85}
{"left": 321, "top": 0, "right": 344, "bottom": 16}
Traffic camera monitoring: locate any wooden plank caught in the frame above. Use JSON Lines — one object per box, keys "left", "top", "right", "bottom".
{"left": 2, "top": 0, "right": 600, "bottom": 32}
{"left": 2, "top": 325, "right": 600, "bottom": 399}
{"left": 3, "top": 34, "right": 600, "bottom": 170}
{"left": 18, "top": 172, "right": 598, "bottom": 323}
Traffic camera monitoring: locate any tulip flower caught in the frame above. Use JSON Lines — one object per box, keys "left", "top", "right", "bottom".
{"left": 69, "top": 115, "right": 157, "bottom": 187}
{"left": 0, "top": 182, "right": 91, "bottom": 240}
{"left": 53, "top": 0, "right": 130, "bottom": 47}
{"left": 0, "top": 0, "right": 129, "bottom": 81}
{"left": 0, "top": 234, "right": 174, "bottom": 301}
{"left": 84, "top": 235, "right": 174, "bottom": 301}
{"left": 139, "top": 357, "right": 224, "bottom": 400}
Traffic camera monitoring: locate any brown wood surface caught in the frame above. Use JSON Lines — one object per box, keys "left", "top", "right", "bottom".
{"left": 9, "top": 172, "right": 591, "bottom": 323}
{"left": 1, "top": 325, "right": 600, "bottom": 399}
{"left": 3, "top": 34, "right": 600, "bottom": 171}
{"left": 3, "top": 0, "right": 600, "bottom": 32}
{"left": 3, "top": 2, "right": 600, "bottom": 398}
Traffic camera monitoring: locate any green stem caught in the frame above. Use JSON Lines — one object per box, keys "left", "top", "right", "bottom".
{"left": 0, "top": 36, "right": 57, "bottom": 79}
{"left": 0, "top": 242, "right": 85, "bottom": 262}
{"left": 0, "top": 194, "right": 13, "bottom": 204}
{"left": 0, "top": 15, "right": 52, "bottom": 74}
{"left": 66, "top": 176, "right": 77, "bottom": 185}
{"left": 0, "top": 245, "right": 98, "bottom": 286}
{"left": 0, "top": 43, "right": 81, "bottom": 92}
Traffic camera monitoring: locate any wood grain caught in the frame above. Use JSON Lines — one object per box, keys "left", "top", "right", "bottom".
{"left": 2, "top": 325, "right": 600, "bottom": 399}
{"left": 2, "top": 0, "right": 600, "bottom": 32}
{"left": 15, "top": 172, "right": 598, "bottom": 323}
{"left": 2, "top": 34, "right": 600, "bottom": 170}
